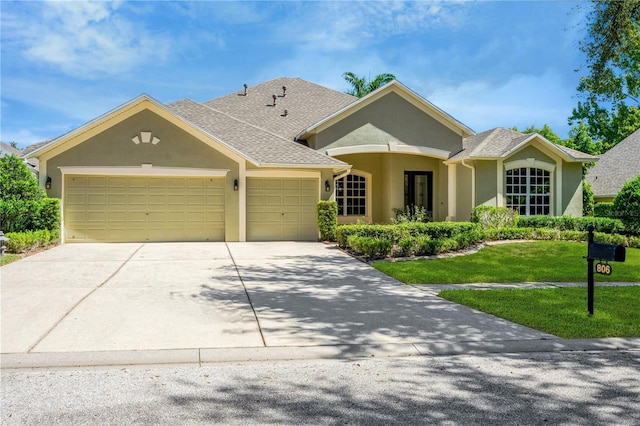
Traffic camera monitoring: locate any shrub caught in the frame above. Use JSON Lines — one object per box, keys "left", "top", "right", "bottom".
{"left": 317, "top": 201, "right": 338, "bottom": 241}
{"left": 612, "top": 175, "right": 640, "bottom": 235}
{"left": 594, "top": 202, "right": 614, "bottom": 218}
{"left": 346, "top": 235, "right": 392, "bottom": 260}
{"left": 470, "top": 206, "right": 519, "bottom": 229}
{"left": 26, "top": 197, "right": 61, "bottom": 231}
{"left": 517, "top": 215, "right": 624, "bottom": 234}
{"left": 337, "top": 224, "right": 402, "bottom": 248}
{"left": 4, "top": 229, "right": 59, "bottom": 253}
{"left": 0, "top": 154, "right": 45, "bottom": 232}
{"left": 392, "top": 205, "right": 432, "bottom": 223}
{"left": 583, "top": 179, "right": 594, "bottom": 216}
{"left": 484, "top": 227, "right": 535, "bottom": 241}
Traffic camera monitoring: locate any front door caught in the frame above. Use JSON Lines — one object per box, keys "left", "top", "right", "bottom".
{"left": 404, "top": 171, "right": 433, "bottom": 213}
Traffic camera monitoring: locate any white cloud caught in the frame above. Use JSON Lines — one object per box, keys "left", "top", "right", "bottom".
{"left": 11, "top": 1, "right": 171, "bottom": 78}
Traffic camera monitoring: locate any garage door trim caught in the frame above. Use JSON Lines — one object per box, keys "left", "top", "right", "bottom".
{"left": 59, "top": 165, "right": 229, "bottom": 177}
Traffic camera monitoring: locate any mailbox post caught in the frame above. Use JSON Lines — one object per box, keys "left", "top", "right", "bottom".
{"left": 586, "top": 225, "right": 626, "bottom": 316}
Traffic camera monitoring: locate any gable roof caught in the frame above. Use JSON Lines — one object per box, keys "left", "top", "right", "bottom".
{"left": 296, "top": 79, "right": 475, "bottom": 141}
{"left": 586, "top": 128, "right": 640, "bottom": 197}
{"left": 204, "top": 77, "right": 357, "bottom": 141}
{"left": 166, "top": 99, "right": 346, "bottom": 167}
{"left": 1, "top": 141, "right": 21, "bottom": 156}
{"left": 446, "top": 127, "right": 599, "bottom": 163}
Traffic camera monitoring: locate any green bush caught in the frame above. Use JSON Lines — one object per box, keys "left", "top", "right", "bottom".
{"left": 612, "top": 175, "right": 640, "bottom": 235}
{"left": 4, "top": 229, "right": 59, "bottom": 253}
{"left": 26, "top": 197, "right": 60, "bottom": 231}
{"left": 0, "top": 154, "right": 46, "bottom": 232}
{"left": 517, "top": 215, "right": 624, "bottom": 234}
{"left": 336, "top": 224, "right": 401, "bottom": 248}
{"left": 317, "top": 200, "right": 338, "bottom": 241}
{"left": 484, "top": 227, "right": 535, "bottom": 241}
{"left": 392, "top": 205, "right": 432, "bottom": 223}
{"left": 346, "top": 235, "right": 392, "bottom": 260}
{"left": 470, "top": 206, "right": 519, "bottom": 229}
{"left": 583, "top": 179, "right": 594, "bottom": 216}
{"left": 594, "top": 202, "right": 614, "bottom": 218}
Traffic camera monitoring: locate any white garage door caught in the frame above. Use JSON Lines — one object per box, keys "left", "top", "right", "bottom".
{"left": 247, "top": 177, "right": 318, "bottom": 241}
{"left": 64, "top": 175, "right": 225, "bottom": 242}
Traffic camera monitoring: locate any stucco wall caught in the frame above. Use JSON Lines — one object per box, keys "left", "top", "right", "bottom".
{"left": 562, "top": 162, "right": 584, "bottom": 216}
{"left": 43, "top": 109, "right": 241, "bottom": 240}
{"left": 311, "top": 92, "right": 464, "bottom": 155}
{"left": 475, "top": 160, "right": 498, "bottom": 207}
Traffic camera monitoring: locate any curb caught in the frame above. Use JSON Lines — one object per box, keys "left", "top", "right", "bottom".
{"left": 2, "top": 337, "right": 639, "bottom": 369}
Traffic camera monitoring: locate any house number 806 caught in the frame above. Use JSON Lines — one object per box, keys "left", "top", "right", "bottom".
{"left": 595, "top": 263, "right": 612, "bottom": 275}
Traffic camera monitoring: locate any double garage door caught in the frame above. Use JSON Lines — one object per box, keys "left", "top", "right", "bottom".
{"left": 63, "top": 175, "right": 318, "bottom": 242}
{"left": 64, "top": 175, "right": 225, "bottom": 242}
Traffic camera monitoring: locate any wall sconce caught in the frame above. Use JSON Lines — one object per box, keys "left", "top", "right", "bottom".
{"left": 45, "top": 176, "right": 52, "bottom": 189}
{"left": 234, "top": 179, "right": 239, "bottom": 191}
{"left": 325, "top": 180, "right": 331, "bottom": 192}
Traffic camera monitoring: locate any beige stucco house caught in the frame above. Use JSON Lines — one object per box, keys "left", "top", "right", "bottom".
{"left": 25, "top": 77, "right": 597, "bottom": 243}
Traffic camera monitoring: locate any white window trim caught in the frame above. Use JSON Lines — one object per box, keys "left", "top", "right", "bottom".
{"left": 504, "top": 161, "right": 554, "bottom": 216}
{"left": 335, "top": 169, "right": 372, "bottom": 224}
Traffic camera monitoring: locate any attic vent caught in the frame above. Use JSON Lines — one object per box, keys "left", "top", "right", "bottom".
{"left": 282, "top": 85, "right": 287, "bottom": 97}
{"left": 242, "top": 83, "right": 248, "bottom": 96}
{"left": 272, "top": 94, "right": 277, "bottom": 106}
{"left": 281, "top": 109, "right": 288, "bottom": 117}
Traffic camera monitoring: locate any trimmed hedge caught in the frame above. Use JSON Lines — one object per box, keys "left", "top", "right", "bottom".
{"left": 517, "top": 215, "right": 625, "bottom": 234}
{"left": 594, "top": 202, "right": 614, "bottom": 218}
{"left": 5, "top": 229, "right": 60, "bottom": 253}
{"left": 346, "top": 235, "right": 392, "bottom": 260}
{"left": 336, "top": 222, "right": 481, "bottom": 248}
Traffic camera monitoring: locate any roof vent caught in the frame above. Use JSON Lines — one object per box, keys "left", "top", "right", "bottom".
{"left": 281, "top": 109, "right": 288, "bottom": 117}
{"left": 242, "top": 83, "right": 248, "bottom": 96}
{"left": 282, "top": 85, "right": 287, "bottom": 97}
{"left": 272, "top": 94, "right": 277, "bottom": 106}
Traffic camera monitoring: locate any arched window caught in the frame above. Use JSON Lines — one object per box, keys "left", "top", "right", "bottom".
{"left": 506, "top": 167, "right": 551, "bottom": 215}
{"left": 336, "top": 174, "right": 367, "bottom": 216}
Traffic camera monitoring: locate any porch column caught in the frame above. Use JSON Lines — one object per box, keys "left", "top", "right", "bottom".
{"left": 447, "top": 163, "right": 457, "bottom": 221}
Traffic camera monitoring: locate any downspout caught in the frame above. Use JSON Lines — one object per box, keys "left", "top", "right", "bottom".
{"left": 461, "top": 159, "right": 476, "bottom": 208}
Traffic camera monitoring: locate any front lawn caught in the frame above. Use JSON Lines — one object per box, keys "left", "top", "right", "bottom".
{"left": 438, "top": 286, "right": 640, "bottom": 338}
{"left": 373, "top": 241, "right": 640, "bottom": 284}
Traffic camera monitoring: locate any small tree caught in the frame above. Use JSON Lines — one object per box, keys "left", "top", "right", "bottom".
{"left": 0, "top": 154, "right": 46, "bottom": 232}
{"left": 612, "top": 174, "right": 640, "bottom": 234}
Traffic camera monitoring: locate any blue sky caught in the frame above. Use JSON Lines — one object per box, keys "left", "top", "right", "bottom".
{"left": 1, "top": 0, "right": 590, "bottom": 149}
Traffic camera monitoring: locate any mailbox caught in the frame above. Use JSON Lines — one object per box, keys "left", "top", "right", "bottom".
{"left": 588, "top": 242, "right": 626, "bottom": 262}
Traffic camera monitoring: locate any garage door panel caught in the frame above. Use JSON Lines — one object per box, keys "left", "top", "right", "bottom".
{"left": 64, "top": 175, "right": 225, "bottom": 242}
{"left": 247, "top": 177, "right": 318, "bottom": 241}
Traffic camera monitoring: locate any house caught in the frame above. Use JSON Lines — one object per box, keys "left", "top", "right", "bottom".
{"left": 586, "top": 128, "right": 640, "bottom": 202}
{"left": 25, "top": 77, "right": 597, "bottom": 243}
{"left": 1, "top": 141, "right": 39, "bottom": 175}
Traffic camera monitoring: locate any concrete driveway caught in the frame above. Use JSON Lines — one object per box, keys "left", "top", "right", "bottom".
{"left": 1, "top": 242, "right": 557, "bottom": 362}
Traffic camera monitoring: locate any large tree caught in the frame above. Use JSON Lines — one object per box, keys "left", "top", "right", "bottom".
{"left": 343, "top": 72, "right": 396, "bottom": 98}
{"left": 570, "top": 0, "right": 640, "bottom": 149}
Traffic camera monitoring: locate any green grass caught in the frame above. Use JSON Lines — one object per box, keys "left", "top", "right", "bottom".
{"left": 373, "top": 241, "right": 640, "bottom": 284}
{"left": 0, "top": 254, "right": 21, "bottom": 267}
{"left": 439, "top": 286, "right": 640, "bottom": 338}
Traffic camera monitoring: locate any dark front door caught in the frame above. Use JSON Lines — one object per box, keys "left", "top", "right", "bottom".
{"left": 404, "top": 171, "right": 433, "bottom": 213}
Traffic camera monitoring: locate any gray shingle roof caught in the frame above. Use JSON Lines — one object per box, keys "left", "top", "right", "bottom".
{"left": 586, "top": 128, "right": 640, "bottom": 197}
{"left": 166, "top": 98, "right": 346, "bottom": 167}
{"left": 204, "top": 77, "right": 357, "bottom": 141}
{"left": 448, "top": 127, "right": 598, "bottom": 162}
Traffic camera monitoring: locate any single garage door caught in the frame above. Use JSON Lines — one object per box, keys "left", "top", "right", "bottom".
{"left": 247, "top": 177, "right": 318, "bottom": 241}
{"left": 64, "top": 175, "right": 225, "bottom": 242}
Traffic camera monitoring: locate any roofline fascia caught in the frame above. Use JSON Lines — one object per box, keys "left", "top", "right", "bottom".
{"left": 295, "top": 80, "right": 475, "bottom": 140}
{"left": 501, "top": 133, "right": 598, "bottom": 163}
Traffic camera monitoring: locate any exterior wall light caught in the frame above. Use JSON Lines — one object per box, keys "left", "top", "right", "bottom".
{"left": 234, "top": 179, "right": 239, "bottom": 191}
{"left": 45, "top": 176, "right": 52, "bottom": 189}
{"left": 325, "top": 180, "right": 331, "bottom": 192}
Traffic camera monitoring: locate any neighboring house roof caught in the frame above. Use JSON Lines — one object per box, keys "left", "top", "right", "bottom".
{"left": 446, "top": 127, "right": 598, "bottom": 163}
{"left": 166, "top": 98, "right": 346, "bottom": 167}
{"left": 586, "top": 128, "right": 640, "bottom": 198}
{"left": 1, "top": 141, "right": 21, "bottom": 156}
{"left": 204, "top": 77, "right": 357, "bottom": 141}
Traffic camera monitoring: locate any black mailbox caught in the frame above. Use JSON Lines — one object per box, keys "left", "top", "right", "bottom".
{"left": 588, "top": 242, "right": 626, "bottom": 262}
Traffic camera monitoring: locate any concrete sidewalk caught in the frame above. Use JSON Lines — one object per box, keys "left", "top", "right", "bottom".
{"left": 2, "top": 242, "right": 638, "bottom": 369}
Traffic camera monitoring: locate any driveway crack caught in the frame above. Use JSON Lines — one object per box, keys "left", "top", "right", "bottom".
{"left": 225, "top": 243, "right": 267, "bottom": 347}
{"left": 26, "top": 243, "right": 145, "bottom": 353}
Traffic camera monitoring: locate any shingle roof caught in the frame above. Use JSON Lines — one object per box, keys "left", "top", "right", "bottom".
{"left": 586, "top": 128, "right": 640, "bottom": 197}
{"left": 1, "top": 141, "right": 21, "bottom": 156}
{"left": 447, "top": 127, "right": 598, "bottom": 162}
{"left": 166, "top": 98, "right": 346, "bottom": 167}
{"left": 204, "top": 77, "right": 357, "bottom": 141}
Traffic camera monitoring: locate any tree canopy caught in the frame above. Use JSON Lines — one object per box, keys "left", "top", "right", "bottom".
{"left": 570, "top": 0, "right": 640, "bottom": 148}
{"left": 343, "top": 72, "right": 396, "bottom": 98}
